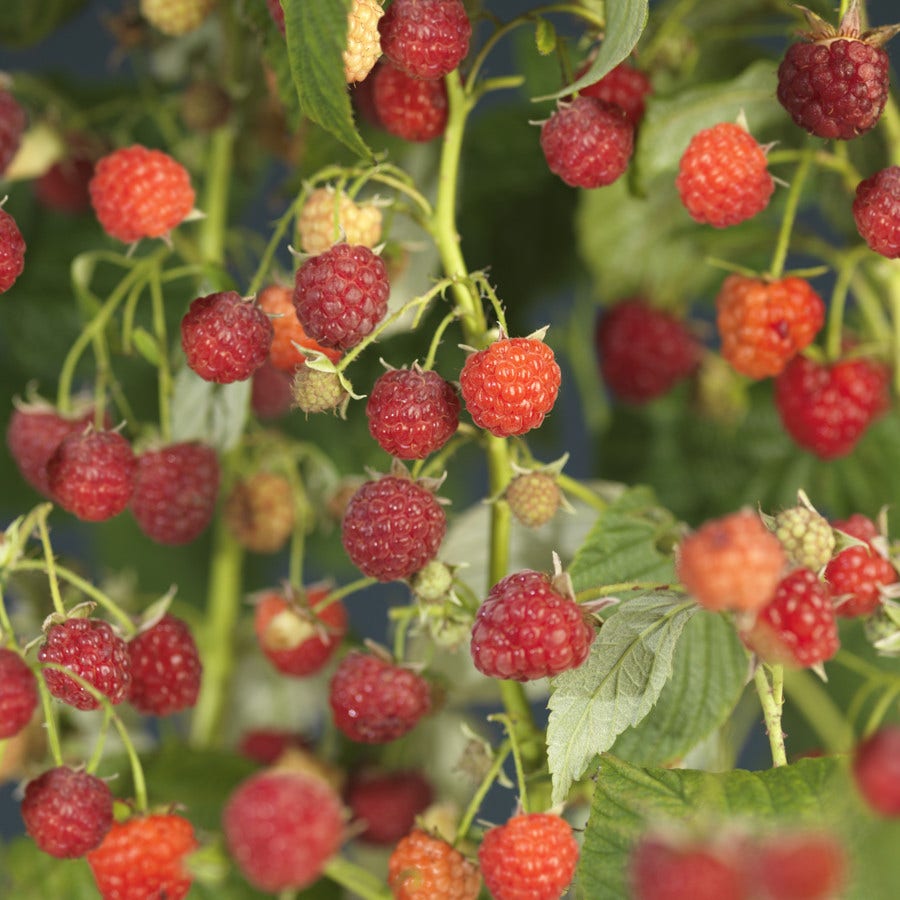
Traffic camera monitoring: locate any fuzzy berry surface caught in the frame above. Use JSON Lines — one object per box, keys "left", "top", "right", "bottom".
{"left": 471, "top": 569, "right": 595, "bottom": 681}
{"left": 0, "top": 89, "right": 26, "bottom": 175}
{"left": 753, "top": 831, "right": 847, "bottom": 900}
{"left": 540, "top": 96, "right": 634, "bottom": 189}
{"left": 223, "top": 770, "right": 344, "bottom": 892}
{"left": 772, "top": 505, "right": 835, "bottom": 571}
{"left": 341, "top": 475, "right": 446, "bottom": 581}
{"left": 291, "top": 366, "right": 348, "bottom": 414}
{"left": 21, "top": 766, "right": 113, "bottom": 859}
{"left": 89, "top": 145, "right": 194, "bottom": 243}
{"left": 251, "top": 360, "right": 294, "bottom": 419}
{"left": 853, "top": 725, "right": 900, "bottom": 817}
{"left": 296, "top": 187, "right": 382, "bottom": 255}
{"left": 370, "top": 62, "right": 449, "bottom": 142}
{"left": 596, "top": 298, "right": 701, "bottom": 402}
{"left": 329, "top": 650, "right": 431, "bottom": 743}
{"left": 0, "top": 648, "right": 38, "bottom": 738}
{"left": 0, "top": 207, "right": 26, "bottom": 293}
{"left": 181, "top": 290, "right": 274, "bottom": 383}
{"left": 716, "top": 275, "right": 825, "bottom": 379}
{"left": 224, "top": 471, "right": 295, "bottom": 554}
{"left": 38, "top": 618, "right": 132, "bottom": 711}
{"left": 343, "top": 0, "right": 384, "bottom": 83}
{"left": 378, "top": 0, "right": 471, "bottom": 80}
{"left": 853, "top": 165, "right": 900, "bottom": 258}
{"left": 366, "top": 367, "right": 461, "bottom": 459}
{"left": 577, "top": 59, "right": 652, "bottom": 127}
{"left": 140, "top": 0, "right": 215, "bottom": 36}
{"left": 478, "top": 813, "right": 579, "bottom": 900}
{"left": 774, "top": 353, "right": 891, "bottom": 459}
{"left": 47, "top": 429, "right": 137, "bottom": 522}
{"left": 388, "top": 828, "right": 481, "bottom": 900}
{"left": 87, "top": 813, "right": 198, "bottom": 900}
{"left": 346, "top": 769, "right": 433, "bottom": 845}
{"left": 676, "top": 122, "right": 774, "bottom": 228}
{"left": 505, "top": 471, "right": 561, "bottom": 529}
{"left": 459, "top": 336, "right": 561, "bottom": 437}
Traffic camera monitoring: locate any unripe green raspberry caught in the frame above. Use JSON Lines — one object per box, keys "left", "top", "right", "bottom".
{"left": 506, "top": 471, "right": 560, "bottom": 529}
{"left": 410, "top": 560, "right": 453, "bottom": 602}
{"left": 291, "top": 367, "right": 348, "bottom": 414}
{"left": 773, "top": 505, "right": 836, "bottom": 571}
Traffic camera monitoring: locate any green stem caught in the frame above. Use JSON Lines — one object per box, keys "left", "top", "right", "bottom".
{"left": 34, "top": 675, "right": 65, "bottom": 766}
{"left": 312, "top": 577, "right": 378, "bottom": 613}
{"left": 148, "top": 261, "right": 173, "bottom": 442}
{"left": 863, "top": 683, "right": 900, "bottom": 738}
{"left": 754, "top": 664, "right": 787, "bottom": 767}
{"left": 492, "top": 714, "right": 529, "bottom": 813}
{"left": 198, "top": 127, "right": 235, "bottom": 271}
{"left": 824, "top": 245, "right": 868, "bottom": 361}
{"left": 322, "top": 857, "right": 392, "bottom": 900}
{"left": 36, "top": 509, "right": 65, "bottom": 617}
{"left": 767, "top": 145, "right": 814, "bottom": 280}
{"left": 455, "top": 739, "right": 512, "bottom": 843}
{"left": 556, "top": 474, "right": 608, "bottom": 514}
{"left": 880, "top": 95, "right": 900, "bottom": 168}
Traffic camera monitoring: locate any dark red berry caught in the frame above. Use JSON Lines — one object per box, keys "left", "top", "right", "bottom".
{"left": 853, "top": 725, "right": 900, "bottom": 817}
{"left": 346, "top": 769, "right": 433, "bottom": 844}
{"left": 826, "top": 514, "right": 898, "bottom": 617}
{"left": 0, "top": 648, "right": 38, "bottom": 738}
{"left": 370, "top": 62, "right": 449, "bottom": 142}
{"left": 0, "top": 89, "right": 27, "bottom": 175}
{"left": 752, "top": 831, "right": 847, "bottom": 900}
{"left": 853, "top": 165, "right": 900, "bottom": 258}
{"left": 251, "top": 360, "right": 294, "bottom": 419}
{"left": 0, "top": 207, "right": 26, "bottom": 293}
{"left": 378, "top": 0, "right": 471, "bottom": 80}
{"left": 577, "top": 59, "right": 652, "bottom": 127}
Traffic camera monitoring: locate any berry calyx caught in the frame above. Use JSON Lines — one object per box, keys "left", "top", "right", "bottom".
{"left": 378, "top": 0, "right": 471, "bottom": 80}
{"left": 344, "top": 0, "right": 384, "bottom": 83}
{"left": 0, "top": 207, "right": 26, "bottom": 293}
{"left": 296, "top": 187, "right": 383, "bottom": 256}
{"left": 346, "top": 769, "right": 433, "bottom": 845}
{"left": 0, "top": 648, "right": 38, "bottom": 738}
{"left": 853, "top": 724, "right": 900, "bottom": 817}
{"left": 853, "top": 165, "right": 900, "bottom": 258}
{"left": 370, "top": 62, "right": 449, "bottom": 142}
{"left": 388, "top": 828, "right": 481, "bottom": 899}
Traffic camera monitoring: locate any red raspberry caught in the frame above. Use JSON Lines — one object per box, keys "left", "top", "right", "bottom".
{"left": 0, "top": 648, "right": 38, "bottom": 738}
{"left": 677, "top": 510, "right": 787, "bottom": 613}
{"left": 853, "top": 724, "right": 900, "bottom": 817}
{"left": 741, "top": 568, "right": 840, "bottom": 667}
{"left": 181, "top": 290, "right": 274, "bottom": 383}
{"left": 752, "top": 831, "right": 847, "bottom": 900}
{"left": 35, "top": 150, "right": 96, "bottom": 214}
{"left": 676, "top": 122, "right": 774, "bottom": 228}
{"left": 329, "top": 650, "right": 431, "bottom": 743}
{"left": 366, "top": 366, "right": 461, "bottom": 459}
{"left": 129, "top": 441, "right": 219, "bottom": 545}
{"left": 224, "top": 471, "right": 295, "bottom": 553}
{"left": 0, "top": 89, "right": 26, "bottom": 175}
{"left": 0, "top": 207, "right": 26, "bottom": 293}
{"left": 715, "top": 275, "right": 825, "bottom": 380}
{"left": 237, "top": 728, "right": 310, "bottom": 765}
{"left": 346, "top": 769, "right": 433, "bottom": 844}
{"left": 471, "top": 569, "right": 595, "bottom": 681}
{"left": 127, "top": 614, "right": 202, "bottom": 715}
{"left": 223, "top": 770, "right": 344, "bottom": 892}
{"left": 774, "top": 353, "right": 891, "bottom": 459}
{"left": 370, "top": 62, "right": 449, "bottom": 141}
{"left": 47, "top": 429, "right": 137, "bottom": 522}
{"left": 378, "top": 0, "right": 471, "bottom": 80}
{"left": 38, "top": 618, "right": 131, "bottom": 711}
{"left": 89, "top": 145, "right": 195, "bottom": 243}
{"left": 577, "top": 59, "right": 652, "bottom": 127}
{"left": 853, "top": 165, "right": 900, "bottom": 258}
{"left": 505, "top": 471, "right": 561, "bottom": 529}
{"left": 388, "top": 828, "right": 481, "bottom": 900}
{"left": 87, "top": 813, "right": 198, "bottom": 900}
{"left": 595, "top": 298, "right": 701, "bottom": 402}
{"left": 21, "top": 766, "right": 113, "bottom": 859}
{"left": 540, "top": 96, "right": 634, "bottom": 189}
{"left": 478, "top": 812, "right": 579, "bottom": 900}
{"left": 254, "top": 587, "right": 348, "bottom": 677}
{"left": 459, "top": 336, "right": 561, "bottom": 437}
{"left": 251, "top": 360, "right": 294, "bottom": 419}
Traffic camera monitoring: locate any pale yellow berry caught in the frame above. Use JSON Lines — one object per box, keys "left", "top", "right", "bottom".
{"left": 343, "top": 0, "right": 383, "bottom": 83}
{"left": 140, "top": 0, "right": 216, "bottom": 36}
{"left": 297, "top": 187, "right": 383, "bottom": 254}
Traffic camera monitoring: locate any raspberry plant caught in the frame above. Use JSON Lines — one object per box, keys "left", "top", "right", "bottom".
{"left": 4, "top": 0, "right": 900, "bottom": 897}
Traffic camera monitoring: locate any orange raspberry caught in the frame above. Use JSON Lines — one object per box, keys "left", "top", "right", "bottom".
{"left": 388, "top": 829, "right": 480, "bottom": 900}
{"left": 257, "top": 284, "right": 341, "bottom": 372}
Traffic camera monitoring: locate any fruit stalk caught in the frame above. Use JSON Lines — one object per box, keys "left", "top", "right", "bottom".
{"left": 754, "top": 663, "right": 788, "bottom": 767}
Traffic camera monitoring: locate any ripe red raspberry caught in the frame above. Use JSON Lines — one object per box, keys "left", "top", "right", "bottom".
{"left": 752, "top": 831, "right": 847, "bottom": 900}
{"left": 366, "top": 366, "right": 461, "bottom": 459}
{"left": 127, "top": 614, "right": 202, "bottom": 715}
{"left": 715, "top": 275, "right": 825, "bottom": 380}
{"left": 140, "top": 0, "right": 215, "bottom": 36}
{"left": 296, "top": 187, "right": 383, "bottom": 255}
{"left": 459, "top": 336, "right": 561, "bottom": 437}
{"left": 853, "top": 165, "right": 900, "bottom": 258}
{"left": 254, "top": 587, "right": 348, "bottom": 677}
{"left": 223, "top": 770, "right": 344, "bottom": 892}
{"left": 129, "top": 441, "right": 219, "bottom": 545}
{"left": 38, "top": 617, "right": 131, "bottom": 711}
{"left": 87, "top": 813, "right": 198, "bottom": 900}
{"left": 505, "top": 471, "right": 561, "bottom": 529}
{"left": 329, "top": 650, "right": 432, "bottom": 743}
{"left": 774, "top": 353, "right": 891, "bottom": 459}
{"left": 853, "top": 724, "right": 900, "bottom": 817}
{"left": 251, "top": 360, "right": 294, "bottom": 419}
{"left": 35, "top": 155, "right": 95, "bottom": 214}
{"left": 346, "top": 769, "right": 433, "bottom": 844}
{"left": 47, "top": 429, "right": 137, "bottom": 522}
{"left": 293, "top": 242, "right": 390, "bottom": 351}
{"left": 388, "top": 828, "right": 481, "bottom": 900}
{"left": 0, "top": 89, "right": 26, "bottom": 175}
{"left": 224, "top": 471, "right": 295, "bottom": 553}
{"left": 181, "top": 290, "right": 274, "bottom": 383}
{"left": 741, "top": 568, "right": 840, "bottom": 667}
{"left": 540, "top": 96, "right": 633, "bottom": 189}
{"left": 595, "top": 298, "right": 701, "bottom": 402}
{"left": 676, "top": 122, "right": 774, "bottom": 228}
{"left": 238, "top": 728, "right": 310, "bottom": 765}
{"left": 478, "top": 813, "right": 579, "bottom": 900}
{"left": 89, "top": 145, "right": 195, "bottom": 243}
{"left": 677, "top": 510, "right": 787, "bottom": 613}
{"left": 0, "top": 648, "right": 38, "bottom": 738}
{"left": 471, "top": 569, "right": 595, "bottom": 681}
{"left": 0, "top": 207, "right": 26, "bottom": 293}
{"left": 577, "top": 59, "right": 653, "bottom": 127}
{"left": 378, "top": 0, "right": 471, "bottom": 80}
{"left": 370, "top": 62, "right": 449, "bottom": 141}
{"left": 21, "top": 766, "right": 113, "bottom": 859}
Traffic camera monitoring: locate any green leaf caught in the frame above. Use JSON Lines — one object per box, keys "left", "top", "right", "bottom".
{"left": 0, "top": 0, "right": 86, "bottom": 47}
{"left": 534, "top": 18, "right": 557, "bottom": 56}
{"left": 170, "top": 365, "right": 251, "bottom": 453}
{"left": 130, "top": 327, "right": 163, "bottom": 367}
{"left": 547, "top": 591, "right": 696, "bottom": 803}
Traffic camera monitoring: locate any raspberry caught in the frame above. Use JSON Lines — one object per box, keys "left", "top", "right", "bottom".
{"left": 129, "top": 441, "right": 219, "bottom": 545}
{"left": 89, "top": 145, "right": 195, "bottom": 243}
{"left": 139, "top": 0, "right": 215, "bottom": 36}
{"left": 238, "top": 728, "right": 310, "bottom": 765}
{"left": 254, "top": 587, "right": 348, "bottom": 677}
{"left": 0, "top": 648, "right": 38, "bottom": 738}
{"left": 478, "top": 812, "right": 579, "bottom": 900}
{"left": 366, "top": 367, "right": 461, "bottom": 459}
{"left": 21, "top": 766, "right": 113, "bottom": 859}
{"left": 344, "top": 0, "right": 384, "bottom": 83}
{"left": 346, "top": 769, "right": 433, "bottom": 844}
{"left": 371, "top": 62, "right": 449, "bottom": 142}
{"left": 577, "top": 59, "right": 653, "bottom": 127}
{"left": 677, "top": 510, "right": 787, "bottom": 613}
{"left": 459, "top": 336, "right": 561, "bottom": 437}
{"left": 291, "top": 365, "right": 349, "bottom": 414}
{"left": 388, "top": 828, "right": 481, "bottom": 900}
{"left": 87, "top": 813, "right": 198, "bottom": 900}
{"left": 774, "top": 353, "right": 891, "bottom": 459}
{"left": 0, "top": 207, "right": 26, "bottom": 293}
{"left": 752, "top": 831, "right": 847, "bottom": 900}
{"left": 0, "top": 89, "right": 26, "bottom": 175}
{"left": 181, "top": 290, "right": 274, "bottom": 383}
{"left": 540, "top": 96, "right": 634, "bottom": 189}
{"left": 223, "top": 770, "right": 344, "bottom": 892}
{"left": 505, "top": 471, "right": 561, "bottom": 529}
{"left": 35, "top": 154, "right": 95, "bottom": 214}
{"left": 329, "top": 650, "right": 432, "bottom": 743}
{"left": 251, "top": 360, "right": 294, "bottom": 419}
{"left": 297, "top": 187, "right": 383, "bottom": 255}
{"left": 293, "top": 242, "right": 390, "bottom": 350}
{"left": 341, "top": 474, "right": 447, "bottom": 581}
{"left": 771, "top": 504, "right": 835, "bottom": 571}
{"left": 741, "top": 568, "right": 840, "bottom": 667}
{"left": 47, "top": 429, "right": 137, "bottom": 522}
{"left": 715, "top": 275, "right": 825, "bottom": 380}
{"left": 127, "top": 614, "right": 202, "bottom": 715}
{"left": 595, "top": 298, "right": 701, "bottom": 402}
{"left": 224, "top": 471, "right": 295, "bottom": 553}
{"left": 853, "top": 165, "right": 900, "bottom": 258}
{"left": 38, "top": 617, "right": 132, "bottom": 711}
{"left": 378, "top": 0, "right": 471, "bottom": 80}
{"left": 676, "top": 122, "right": 774, "bottom": 228}
{"left": 853, "top": 724, "right": 900, "bottom": 817}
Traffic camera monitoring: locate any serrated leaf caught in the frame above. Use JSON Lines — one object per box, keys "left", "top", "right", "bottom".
{"left": 130, "top": 327, "right": 163, "bottom": 367}
{"left": 534, "top": 17, "right": 557, "bottom": 56}
{"left": 170, "top": 365, "right": 251, "bottom": 453}
{"left": 547, "top": 591, "right": 696, "bottom": 803}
